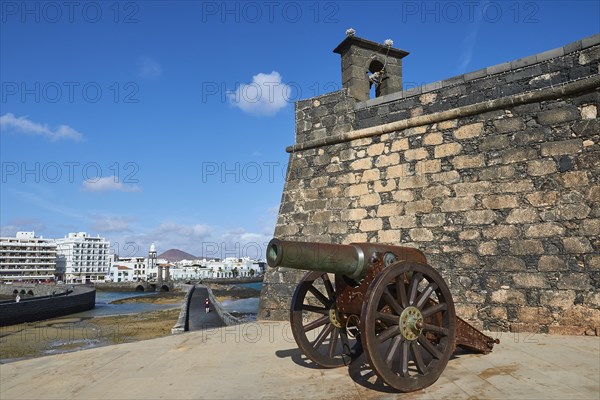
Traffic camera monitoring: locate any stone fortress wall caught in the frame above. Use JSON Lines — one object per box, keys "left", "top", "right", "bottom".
{"left": 259, "top": 33, "right": 600, "bottom": 335}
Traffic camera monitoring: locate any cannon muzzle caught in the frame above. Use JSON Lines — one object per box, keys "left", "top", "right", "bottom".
{"left": 267, "top": 238, "right": 367, "bottom": 280}
{"left": 266, "top": 238, "right": 427, "bottom": 280}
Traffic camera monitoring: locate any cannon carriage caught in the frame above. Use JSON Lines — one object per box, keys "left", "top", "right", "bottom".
{"left": 267, "top": 238, "right": 498, "bottom": 392}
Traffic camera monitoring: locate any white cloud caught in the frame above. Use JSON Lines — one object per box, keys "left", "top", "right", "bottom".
{"left": 0, "top": 113, "right": 83, "bottom": 141}
{"left": 138, "top": 57, "right": 162, "bottom": 79}
{"left": 91, "top": 215, "right": 134, "bottom": 233}
{"left": 82, "top": 177, "right": 140, "bottom": 193}
{"left": 228, "top": 71, "right": 290, "bottom": 116}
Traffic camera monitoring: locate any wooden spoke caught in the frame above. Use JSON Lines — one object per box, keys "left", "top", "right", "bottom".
{"left": 302, "top": 304, "right": 329, "bottom": 314}
{"left": 376, "top": 311, "right": 399, "bottom": 325}
{"left": 417, "top": 335, "right": 443, "bottom": 360}
{"left": 328, "top": 328, "right": 339, "bottom": 358}
{"left": 322, "top": 274, "right": 335, "bottom": 299}
{"left": 385, "top": 336, "right": 403, "bottom": 367}
{"left": 422, "top": 303, "right": 447, "bottom": 318}
{"left": 415, "top": 283, "right": 438, "bottom": 310}
{"left": 313, "top": 323, "right": 334, "bottom": 348}
{"left": 422, "top": 323, "right": 449, "bottom": 336}
{"left": 307, "top": 285, "right": 330, "bottom": 307}
{"left": 377, "top": 325, "right": 400, "bottom": 343}
{"left": 407, "top": 273, "right": 423, "bottom": 306}
{"left": 411, "top": 341, "right": 426, "bottom": 375}
{"left": 396, "top": 275, "right": 409, "bottom": 308}
{"left": 383, "top": 287, "right": 404, "bottom": 315}
{"left": 303, "top": 315, "right": 329, "bottom": 332}
{"left": 400, "top": 340, "right": 410, "bottom": 377}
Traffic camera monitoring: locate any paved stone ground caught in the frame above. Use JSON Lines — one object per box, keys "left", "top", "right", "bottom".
{"left": 0, "top": 322, "right": 598, "bottom": 399}
{"left": 188, "top": 286, "right": 224, "bottom": 331}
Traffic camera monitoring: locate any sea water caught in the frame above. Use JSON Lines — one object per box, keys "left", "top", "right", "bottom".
{"left": 70, "top": 291, "right": 178, "bottom": 317}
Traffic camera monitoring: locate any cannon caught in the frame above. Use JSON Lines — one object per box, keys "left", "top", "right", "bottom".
{"left": 267, "top": 238, "right": 499, "bottom": 392}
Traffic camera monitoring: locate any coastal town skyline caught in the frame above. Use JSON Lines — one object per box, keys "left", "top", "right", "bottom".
{"left": 2, "top": 1, "right": 599, "bottom": 257}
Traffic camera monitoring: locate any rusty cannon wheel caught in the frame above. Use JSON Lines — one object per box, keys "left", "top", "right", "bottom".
{"left": 360, "top": 262, "right": 456, "bottom": 392}
{"left": 290, "top": 271, "right": 361, "bottom": 368}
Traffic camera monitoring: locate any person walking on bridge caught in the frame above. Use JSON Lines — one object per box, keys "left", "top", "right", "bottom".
{"left": 204, "top": 298, "right": 210, "bottom": 313}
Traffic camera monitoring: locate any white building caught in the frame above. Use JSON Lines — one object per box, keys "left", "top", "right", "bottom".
{"left": 0, "top": 232, "right": 57, "bottom": 283}
{"left": 55, "top": 232, "right": 110, "bottom": 284}
{"left": 109, "top": 257, "right": 147, "bottom": 281}
{"left": 108, "top": 265, "right": 135, "bottom": 282}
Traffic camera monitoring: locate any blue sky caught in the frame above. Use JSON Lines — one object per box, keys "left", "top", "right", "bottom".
{"left": 1, "top": 0, "right": 598, "bottom": 258}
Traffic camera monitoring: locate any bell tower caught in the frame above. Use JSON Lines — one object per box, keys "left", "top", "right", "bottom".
{"left": 333, "top": 32, "right": 409, "bottom": 102}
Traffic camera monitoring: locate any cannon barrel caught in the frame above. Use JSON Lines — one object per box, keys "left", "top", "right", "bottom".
{"left": 266, "top": 238, "right": 427, "bottom": 280}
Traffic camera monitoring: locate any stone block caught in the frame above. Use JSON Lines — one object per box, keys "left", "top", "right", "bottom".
{"left": 557, "top": 203, "right": 591, "bottom": 220}
{"left": 482, "top": 195, "right": 519, "bottom": 209}
{"left": 422, "top": 185, "right": 451, "bottom": 199}
{"left": 367, "top": 143, "right": 385, "bottom": 156}
{"left": 391, "top": 138, "right": 409, "bottom": 151}
{"left": 490, "top": 306, "right": 507, "bottom": 320}
{"left": 415, "top": 159, "right": 441, "bottom": 174}
{"left": 540, "top": 139, "right": 582, "bottom": 156}
{"left": 350, "top": 158, "right": 372, "bottom": 171}
{"left": 341, "top": 208, "right": 367, "bottom": 221}
{"left": 345, "top": 184, "right": 369, "bottom": 197}
{"left": 538, "top": 255, "right": 566, "bottom": 271}
{"left": 537, "top": 106, "right": 579, "bottom": 125}
{"left": 480, "top": 135, "right": 510, "bottom": 151}
{"left": 526, "top": 191, "right": 559, "bottom": 207}
{"left": 386, "top": 163, "right": 410, "bottom": 179}
{"left": 557, "top": 274, "right": 591, "bottom": 290}
{"left": 360, "top": 218, "right": 383, "bottom": 232}
{"left": 421, "top": 213, "right": 446, "bottom": 227}
{"left": 496, "top": 180, "right": 534, "bottom": 193}
{"left": 510, "top": 240, "right": 544, "bottom": 255}
{"left": 409, "top": 228, "right": 434, "bottom": 242}
{"left": 459, "top": 230, "right": 480, "bottom": 240}
{"left": 580, "top": 104, "right": 597, "bottom": 119}
{"left": 479, "top": 165, "right": 515, "bottom": 180}
{"left": 494, "top": 118, "right": 525, "bottom": 133}
{"left": 527, "top": 160, "right": 557, "bottom": 176}
{"left": 378, "top": 230, "right": 401, "bottom": 243}
{"left": 377, "top": 203, "right": 403, "bottom": 217}
{"left": 440, "top": 196, "right": 476, "bottom": 212}
{"left": 478, "top": 241, "right": 498, "bottom": 255}
{"left": 404, "top": 148, "right": 429, "bottom": 161}
{"left": 572, "top": 119, "right": 600, "bottom": 136}
{"left": 525, "top": 222, "right": 565, "bottom": 238}
{"left": 373, "top": 179, "right": 397, "bottom": 193}
{"left": 434, "top": 143, "right": 462, "bottom": 158}
{"left": 359, "top": 193, "right": 381, "bottom": 207}
{"left": 517, "top": 307, "right": 553, "bottom": 324}
{"left": 540, "top": 290, "right": 576, "bottom": 308}
{"left": 501, "top": 148, "right": 538, "bottom": 163}
{"left": 582, "top": 219, "right": 600, "bottom": 236}
{"left": 376, "top": 154, "right": 400, "bottom": 168}
{"left": 431, "top": 170, "right": 461, "bottom": 183}
{"left": 484, "top": 225, "right": 520, "bottom": 239}
{"left": 345, "top": 232, "right": 368, "bottom": 242}
{"left": 423, "top": 132, "right": 443, "bottom": 146}
{"left": 390, "top": 215, "right": 417, "bottom": 229}
{"left": 465, "top": 210, "right": 497, "bottom": 225}
{"left": 547, "top": 326, "right": 588, "bottom": 335}
{"left": 513, "top": 273, "right": 549, "bottom": 289}
{"left": 491, "top": 289, "right": 526, "bottom": 304}
{"left": 561, "top": 171, "right": 589, "bottom": 188}
{"left": 405, "top": 200, "right": 433, "bottom": 214}
{"left": 454, "top": 122, "right": 484, "bottom": 139}
{"left": 438, "top": 119, "right": 458, "bottom": 130}
{"left": 562, "top": 237, "right": 593, "bottom": 253}
{"left": 510, "top": 323, "right": 540, "bottom": 333}
{"left": 360, "top": 168, "right": 381, "bottom": 182}
{"left": 506, "top": 208, "right": 539, "bottom": 224}
{"left": 453, "top": 181, "right": 492, "bottom": 196}
{"left": 452, "top": 154, "right": 485, "bottom": 169}
{"left": 393, "top": 190, "right": 414, "bottom": 202}
{"left": 397, "top": 175, "right": 429, "bottom": 189}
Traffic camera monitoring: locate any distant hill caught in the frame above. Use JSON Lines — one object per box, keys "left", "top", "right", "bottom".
{"left": 158, "top": 249, "right": 197, "bottom": 262}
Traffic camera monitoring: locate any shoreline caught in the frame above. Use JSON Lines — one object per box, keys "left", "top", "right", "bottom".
{"left": 0, "top": 285, "right": 261, "bottom": 364}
